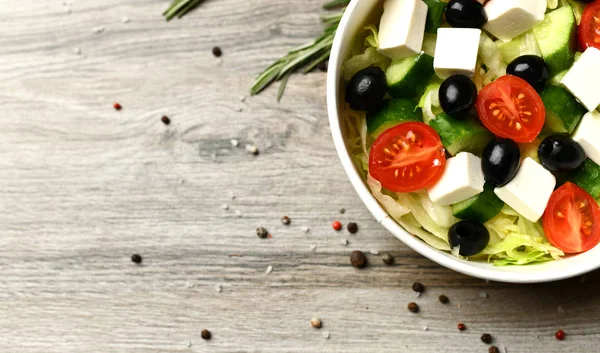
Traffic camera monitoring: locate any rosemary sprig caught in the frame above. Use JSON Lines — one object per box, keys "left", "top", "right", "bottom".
{"left": 250, "top": 5, "right": 348, "bottom": 100}
{"left": 163, "top": 0, "right": 205, "bottom": 21}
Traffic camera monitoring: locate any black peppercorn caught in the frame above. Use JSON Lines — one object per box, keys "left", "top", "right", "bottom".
{"left": 382, "top": 253, "right": 394, "bottom": 265}
{"left": 161, "top": 115, "right": 170, "bottom": 125}
{"left": 489, "top": 346, "right": 500, "bottom": 353}
{"left": 281, "top": 216, "right": 291, "bottom": 225}
{"left": 131, "top": 254, "right": 142, "bottom": 264}
{"left": 481, "top": 333, "right": 493, "bottom": 344}
{"left": 412, "top": 282, "right": 425, "bottom": 293}
{"left": 201, "top": 329, "right": 211, "bottom": 340}
{"left": 212, "top": 47, "right": 222, "bottom": 57}
{"left": 347, "top": 222, "right": 358, "bottom": 234}
{"left": 438, "top": 294, "right": 449, "bottom": 304}
{"left": 407, "top": 302, "right": 419, "bottom": 313}
{"left": 256, "top": 227, "right": 269, "bottom": 239}
{"left": 350, "top": 250, "right": 366, "bottom": 268}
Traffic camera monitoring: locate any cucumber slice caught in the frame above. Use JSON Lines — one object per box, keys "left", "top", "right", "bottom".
{"left": 452, "top": 183, "right": 504, "bottom": 223}
{"left": 428, "top": 113, "right": 493, "bottom": 156}
{"left": 366, "top": 99, "right": 422, "bottom": 138}
{"left": 422, "top": 0, "right": 447, "bottom": 34}
{"left": 497, "top": 32, "right": 540, "bottom": 64}
{"left": 564, "top": 159, "right": 600, "bottom": 198}
{"left": 386, "top": 53, "right": 435, "bottom": 99}
{"left": 532, "top": 6, "right": 576, "bottom": 75}
{"left": 540, "top": 84, "right": 586, "bottom": 135}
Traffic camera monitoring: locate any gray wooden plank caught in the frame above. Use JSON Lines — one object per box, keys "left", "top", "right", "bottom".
{"left": 1, "top": 0, "right": 600, "bottom": 352}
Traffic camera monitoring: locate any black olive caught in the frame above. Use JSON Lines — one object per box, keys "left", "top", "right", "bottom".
{"left": 482, "top": 139, "right": 521, "bottom": 187}
{"left": 507, "top": 55, "right": 549, "bottom": 91}
{"left": 345, "top": 66, "right": 387, "bottom": 111}
{"left": 439, "top": 75, "right": 477, "bottom": 116}
{"left": 449, "top": 220, "right": 490, "bottom": 256}
{"left": 445, "top": 0, "right": 487, "bottom": 29}
{"left": 538, "top": 135, "right": 586, "bottom": 172}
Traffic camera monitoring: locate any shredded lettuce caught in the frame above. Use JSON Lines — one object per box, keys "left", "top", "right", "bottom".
{"left": 417, "top": 81, "right": 442, "bottom": 123}
{"left": 483, "top": 206, "right": 564, "bottom": 266}
{"left": 479, "top": 32, "right": 507, "bottom": 80}
{"left": 547, "top": 0, "right": 559, "bottom": 10}
{"left": 367, "top": 175, "right": 410, "bottom": 219}
{"left": 398, "top": 214, "right": 452, "bottom": 251}
{"left": 342, "top": 26, "right": 391, "bottom": 81}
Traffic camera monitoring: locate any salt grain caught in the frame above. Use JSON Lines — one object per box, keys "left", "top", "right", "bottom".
{"left": 187, "top": 340, "right": 192, "bottom": 348}
{"left": 92, "top": 26, "right": 105, "bottom": 34}
{"left": 414, "top": 292, "right": 421, "bottom": 298}
{"left": 309, "top": 245, "right": 317, "bottom": 251}
{"left": 210, "top": 152, "right": 217, "bottom": 161}
{"left": 65, "top": 8, "right": 71, "bottom": 14}
{"left": 121, "top": 16, "right": 130, "bottom": 23}
{"left": 322, "top": 331, "right": 330, "bottom": 339}
{"left": 240, "top": 95, "right": 247, "bottom": 102}
{"left": 341, "top": 239, "right": 348, "bottom": 246}
{"left": 557, "top": 305, "right": 565, "bottom": 314}
{"left": 216, "top": 58, "right": 223, "bottom": 66}
{"left": 265, "top": 265, "right": 273, "bottom": 274}
{"left": 480, "top": 291, "right": 489, "bottom": 299}
{"left": 235, "top": 210, "right": 242, "bottom": 218}
{"left": 230, "top": 139, "right": 239, "bottom": 147}
{"left": 457, "top": 304, "right": 462, "bottom": 309}
{"left": 245, "top": 144, "right": 259, "bottom": 155}
{"left": 302, "top": 226, "right": 310, "bottom": 233}
{"left": 236, "top": 107, "right": 243, "bottom": 113}
{"left": 221, "top": 204, "right": 229, "bottom": 210}
{"left": 215, "top": 284, "right": 222, "bottom": 293}
{"left": 74, "top": 47, "right": 82, "bottom": 55}
{"left": 370, "top": 250, "right": 380, "bottom": 255}
{"left": 422, "top": 325, "right": 428, "bottom": 331}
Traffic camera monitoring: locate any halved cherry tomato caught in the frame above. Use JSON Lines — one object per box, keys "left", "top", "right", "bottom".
{"left": 579, "top": 0, "right": 600, "bottom": 51}
{"left": 542, "top": 182, "right": 600, "bottom": 254}
{"left": 476, "top": 75, "right": 545, "bottom": 143}
{"left": 369, "top": 122, "right": 446, "bottom": 193}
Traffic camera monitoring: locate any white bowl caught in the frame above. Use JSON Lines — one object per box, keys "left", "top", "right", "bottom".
{"left": 327, "top": 0, "right": 600, "bottom": 283}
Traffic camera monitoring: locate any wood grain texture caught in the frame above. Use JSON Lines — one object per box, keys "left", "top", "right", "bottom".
{"left": 1, "top": 0, "right": 600, "bottom": 352}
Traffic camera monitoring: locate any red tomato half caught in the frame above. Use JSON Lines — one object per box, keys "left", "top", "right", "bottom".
{"left": 476, "top": 75, "right": 545, "bottom": 143}
{"left": 369, "top": 122, "right": 446, "bottom": 193}
{"left": 542, "top": 182, "right": 600, "bottom": 254}
{"left": 579, "top": 1, "right": 600, "bottom": 51}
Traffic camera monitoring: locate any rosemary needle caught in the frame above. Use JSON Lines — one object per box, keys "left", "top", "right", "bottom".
{"left": 250, "top": 9, "right": 344, "bottom": 98}
{"left": 163, "top": 0, "right": 205, "bottom": 21}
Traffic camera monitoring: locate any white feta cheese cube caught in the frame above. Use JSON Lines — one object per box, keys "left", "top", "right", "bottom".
{"left": 561, "top": 47, "right": 600, "bottom": 111}
{"left": 428, "top": 152, "right": 485, "bottom": 206}
{"left": 494, "top": 158, "right": 556, "bottom": 222}
{"left": 483, "top": 0, "right": 546, "bottom": 42}
{"left": 377, "top": 0, "right": 428, "bottom": 60}
{"left": 572, "top": 110, "right": 600, "bottom": 166}
{"left": 433, "top": 28, "right": 481, "bottom": 79}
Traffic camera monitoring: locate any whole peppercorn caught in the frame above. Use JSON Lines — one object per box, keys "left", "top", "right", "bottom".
{"left": 438, "top": 295, "right": 449, "bottom": 304}
{"left": 350, "top": 250, "right": 367, "bottom": 268}
{"left": 458, "top": 323, "right": 467, "bottom": 331}
{"left": 281, "top": 216, "right": 291, "bottom": 225}
{"left": 256, "top": 227, "right": 269, "bottom": 239}
{"left": 212, "top": 46, "right": 222, "bottom": 57}
{"left": 310, "top": 317, "right": 322, "bottom": 329}
{"left": 332, "top": 221, "right": 342, "bottom": 231}
{"left": 489, "top": 346, "right": 500, "bottom": 353}
{"left": 201, "top": 329, "right": 211, "bottom": 340}
{"left": 407, "top": 302, "right": 419, "bottom": 313}
{"left": 382, "top": 253, "right": 394, "bottom": 265}
{"left": 131, "top": 254, "right": 142, "bottom": 264}
{"left": 481, "top": 333, "right": 493, "bottom": 344}
{"left": 412, "top": 282, "right": 425, "bottom": 293}
{"left": 161, "top": 115, "right": 171, "bottom": 125}
{"left": 555, "top": 330, "right": 565, "bottom": 341}
{"left": 113, "top": 102, "right": 122, "bottom": 110}
{"left": 347, "top": 222, "right": 358, "bottom": 234}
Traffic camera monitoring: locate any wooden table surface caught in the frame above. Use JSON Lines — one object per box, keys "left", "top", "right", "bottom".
{"left": 2, "top": 1, "right": 600, "bottom": 352}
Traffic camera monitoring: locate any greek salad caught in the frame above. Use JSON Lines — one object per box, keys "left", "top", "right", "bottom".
{"left": 342, "top": 0, "right": 600, "bottom": 265}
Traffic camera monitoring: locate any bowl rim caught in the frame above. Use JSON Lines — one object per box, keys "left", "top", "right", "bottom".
{"left": 326, "top": 0, "right": 600, "bottom": 283}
